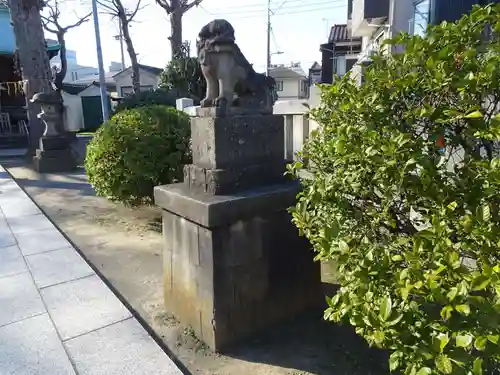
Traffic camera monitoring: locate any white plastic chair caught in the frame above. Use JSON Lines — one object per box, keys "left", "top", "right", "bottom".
{"left": 0, "top": 113, "right": 12, "bottom": 135}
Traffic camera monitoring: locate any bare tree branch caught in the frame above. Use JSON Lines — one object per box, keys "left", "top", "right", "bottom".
{"left": 181, "top": 0, "right": 201, "bottom": 13}
{"left": 155, "top": 0, "right": 202, "bottom": 58}
{"left": 97, "top": 0, "right": 143, "bottom": 94}
{"left": 155, "top": 0, "right": 171, "bottom": 13}
{"left": 41, "top": 0, "right": 92, "bottom": 89}
{"left": 128, "top": 0, "right": 146, "bottom": 22}
{"left": 64, "top": 12, "right": 91, "bottom": 31}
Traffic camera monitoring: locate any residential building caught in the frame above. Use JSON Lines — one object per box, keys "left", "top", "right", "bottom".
{"left": 319, "top": 23, "right": 362, "bottom": 84}
{"left": 349, "top": 0, "right": 500, "bottom": 84}
{"left": 112, "top": 64, "right": 163, "bottom": 97}
{"left": 268, "top": 63, "right": 309, "bottom": 100}
{"left": 308, "top": 62, "right": 322, "bottom": 86}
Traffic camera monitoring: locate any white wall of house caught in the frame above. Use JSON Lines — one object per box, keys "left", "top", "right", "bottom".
{"left": 114, "top": 69, "right": 160, "bottom": 97}
{"left": 275, "top": 78, "right": 308, "bottom": 100}
{"left": 61, "top": 85, "right": 110, "bottom": 132}
{"left": 61, "top": 92, "right": 83, "bottom": 132}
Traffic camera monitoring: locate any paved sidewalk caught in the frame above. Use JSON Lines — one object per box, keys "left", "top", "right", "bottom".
{"left": 0, "top": 166, "right": 182, "bottom": 375}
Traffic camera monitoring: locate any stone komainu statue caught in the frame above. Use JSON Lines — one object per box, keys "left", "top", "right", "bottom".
{"left": 196, "top": 19, "right": 277, "bottom": 114}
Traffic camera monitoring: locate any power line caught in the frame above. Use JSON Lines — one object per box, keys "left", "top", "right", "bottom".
{"left": 201, "top": 4, "right": 345, "bottom": 21}
{"left": 205, "top": 0, "right": 345, "bottom": 12}
{"left": 273, "top": 0, "right": 290, "bottom": 13}
{"left": 202, "top": 0, "right": 345, "bottom": 17}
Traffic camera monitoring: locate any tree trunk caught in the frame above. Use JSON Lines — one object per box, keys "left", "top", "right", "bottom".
{"left": 54, "top": 31, "right": 67, "bottom": 90}
{"left": 8, "top": 0, "right": 52, "bottom": 154}
{"left": 121, "top": 19, "right": 140, "bottom": 93}
{"left": 169, "top": 2, "right": 183, "bottom": 59}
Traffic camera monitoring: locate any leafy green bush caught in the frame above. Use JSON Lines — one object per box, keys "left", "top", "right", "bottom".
{"left": 159, "top": 57, "right": 206, "bottom": 103}
{"left": 290, "top": 5, "right": 500, "bottom": 375}
{"left": 85, "top": 105, "right": 190, "bottom": 206}
{"left": 113, "top": 88, "right": 181, "bottom": 114}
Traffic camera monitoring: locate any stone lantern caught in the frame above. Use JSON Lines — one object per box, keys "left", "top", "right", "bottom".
{"left": 30, "top": 91, "right": 76, "bottom": 173}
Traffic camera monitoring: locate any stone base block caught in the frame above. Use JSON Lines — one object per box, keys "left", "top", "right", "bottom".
{"left": 191, "top": 114, "right": 284, "bottom": 169}
{"left": 33, "top": 148, "right": 76, "bottom": 173}
{"left": 154, "top": 182, "right": 322, "bottom": 351}
{"left": 195, "top": 106, "right": 273, "bottom": 118}
{"left": 183, "top": 161, "right": 288, "bottom": 195}
{"left": 39, "top": 136, "right": 69, "bottom": 151}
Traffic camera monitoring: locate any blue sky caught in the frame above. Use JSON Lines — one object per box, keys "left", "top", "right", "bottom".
{"left": 47, "top": 0, "right": 347, "bottom": 72}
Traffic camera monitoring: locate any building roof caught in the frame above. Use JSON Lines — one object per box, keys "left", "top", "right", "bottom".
{"left": 138, "top": 64, "right": 163, "bottom": 75}
{"left": 309, "top": 61, "right": 321, "bottom": 70}
{"left": 112, "top": 64, "right": 163, "bottom": 78}
{"left": 61, "top": 83, "right": 89, "bottom": 95}
{"left": 328, "top": 24, "right": 361, "bottom": 43}
{"left": 73, "top": 71, "right": 116, "bottom": 86}
{"left": 268, "top": 65, "right": 307, "bottom": 79}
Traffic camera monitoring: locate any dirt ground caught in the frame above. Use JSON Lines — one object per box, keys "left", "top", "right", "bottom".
{"left": 4, "top": 160, "right": 389, "bottom": 375}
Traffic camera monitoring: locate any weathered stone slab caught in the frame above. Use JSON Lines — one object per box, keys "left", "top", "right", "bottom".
{"left": 190, "top": 114, "right": 284, "bottom": 169}
{"left": 39, "top": 136, "right": 69, "bottom": 151}
{"left": 195, "top": 106, "right": 272, "bottom": 117}
{"left": 183, "top": 161, "right": 288, "bottom": 195}
{"left": 34, "top": 136, "right": 77, "bottom": 173}
{"left": 155, "top": 182, "right": 322, "bottom": 351}
{"left": 155, "top": 182, "right": 300, "bottom": 228}
{"left": 33, "top": 148, "right": 76, "bottom": 173}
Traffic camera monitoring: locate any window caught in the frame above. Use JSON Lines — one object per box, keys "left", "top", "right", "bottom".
{"left": 275, "top": 80, "right": 283, "bottom": 91}
{"left": 333, "top": 56, "right": 347, "bottom": 76}
{"left": 412, "top": 0, "right": 431, "bottom": 37}
{"left": 301, "top": 80, "right": 309, "bottom": 94}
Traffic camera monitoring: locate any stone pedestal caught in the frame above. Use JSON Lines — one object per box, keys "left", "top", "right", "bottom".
{"left": 154, "top": 114, "right": 322, "bottom": 351}
{"left": 33, "top": 136, "right": 76, "bottom": 173}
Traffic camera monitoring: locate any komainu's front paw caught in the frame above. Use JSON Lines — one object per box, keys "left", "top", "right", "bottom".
{"left": 201, "top": 98, "right": 213, "bottom": 107}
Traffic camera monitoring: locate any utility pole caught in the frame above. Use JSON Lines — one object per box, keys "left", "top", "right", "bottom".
{"left": 91, "top": 0, "right": 110, "bottom": 122}
{"left": 114, "top": 18, "right": 126, "bottom": 70}
{"left": 266, "top": 0, "right": 271, "bottom": 75}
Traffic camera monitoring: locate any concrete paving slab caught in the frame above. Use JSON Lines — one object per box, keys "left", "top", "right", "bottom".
{"left": 65, "top": 318, "right": 183, "bottom": 375}
{"left": 0, "top": 245, "right": 27, "bottom": 279}
{"left": 0, "top": 164, "right": 184, "bottom": 375}
{"left": 0, "top": 272, "right": 45, "bottom": 327}
{"left": 7, "top": 212, "right": 54, "bottom": 234}
{"left": 0, "top": 179, "right": 21, "bottom": 192}
{"left": 0, "top": 195, "right": 41, "bottom": 218}
{"left": 15, "top": 226, "right": 72, "bottom": 256}
{"left": 26, "top": 247, "right": 95, "bottom": 289}
{"left": 41, "top": 275, "right": 132, "bottom": 340}
{"left": 0, "top": 313, "right": 76, "bottom": 375}
{"left": 0, "top": 223, "right": 16, "bottom": 248}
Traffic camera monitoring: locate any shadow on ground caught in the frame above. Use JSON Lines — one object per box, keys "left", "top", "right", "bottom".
{"left": 4, "top": 161, "right": 391, "bottom": 375}
{"left": 222, "top": 291, "right": 389, "bottom": 375}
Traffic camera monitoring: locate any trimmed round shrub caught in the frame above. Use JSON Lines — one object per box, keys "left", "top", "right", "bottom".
{"left": 290, "top": 5, "right": 500, "bottom": 375}
{"left": 85, "top": 105, "right": 190, "bottom": 206}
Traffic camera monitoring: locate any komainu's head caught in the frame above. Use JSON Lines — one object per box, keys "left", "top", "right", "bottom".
{"left": 196, "top": 19, "right": 236, "bottom": 56}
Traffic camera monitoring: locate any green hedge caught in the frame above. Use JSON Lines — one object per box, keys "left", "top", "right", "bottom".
{"left": 113, "top": 89, "right": 181, "bottom": 114}
{"left": 290, "top": 5, "right": 500, "bottom": 375}
{"left": 85, "top": 105, "right": 190, "bottom": 206}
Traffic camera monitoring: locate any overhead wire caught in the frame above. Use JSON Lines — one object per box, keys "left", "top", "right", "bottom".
{"left": 200, "top": 0, "right": 346, "bottom": 17}
{"left": 199, "top": 3, "right": 346, "bottom": 20}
